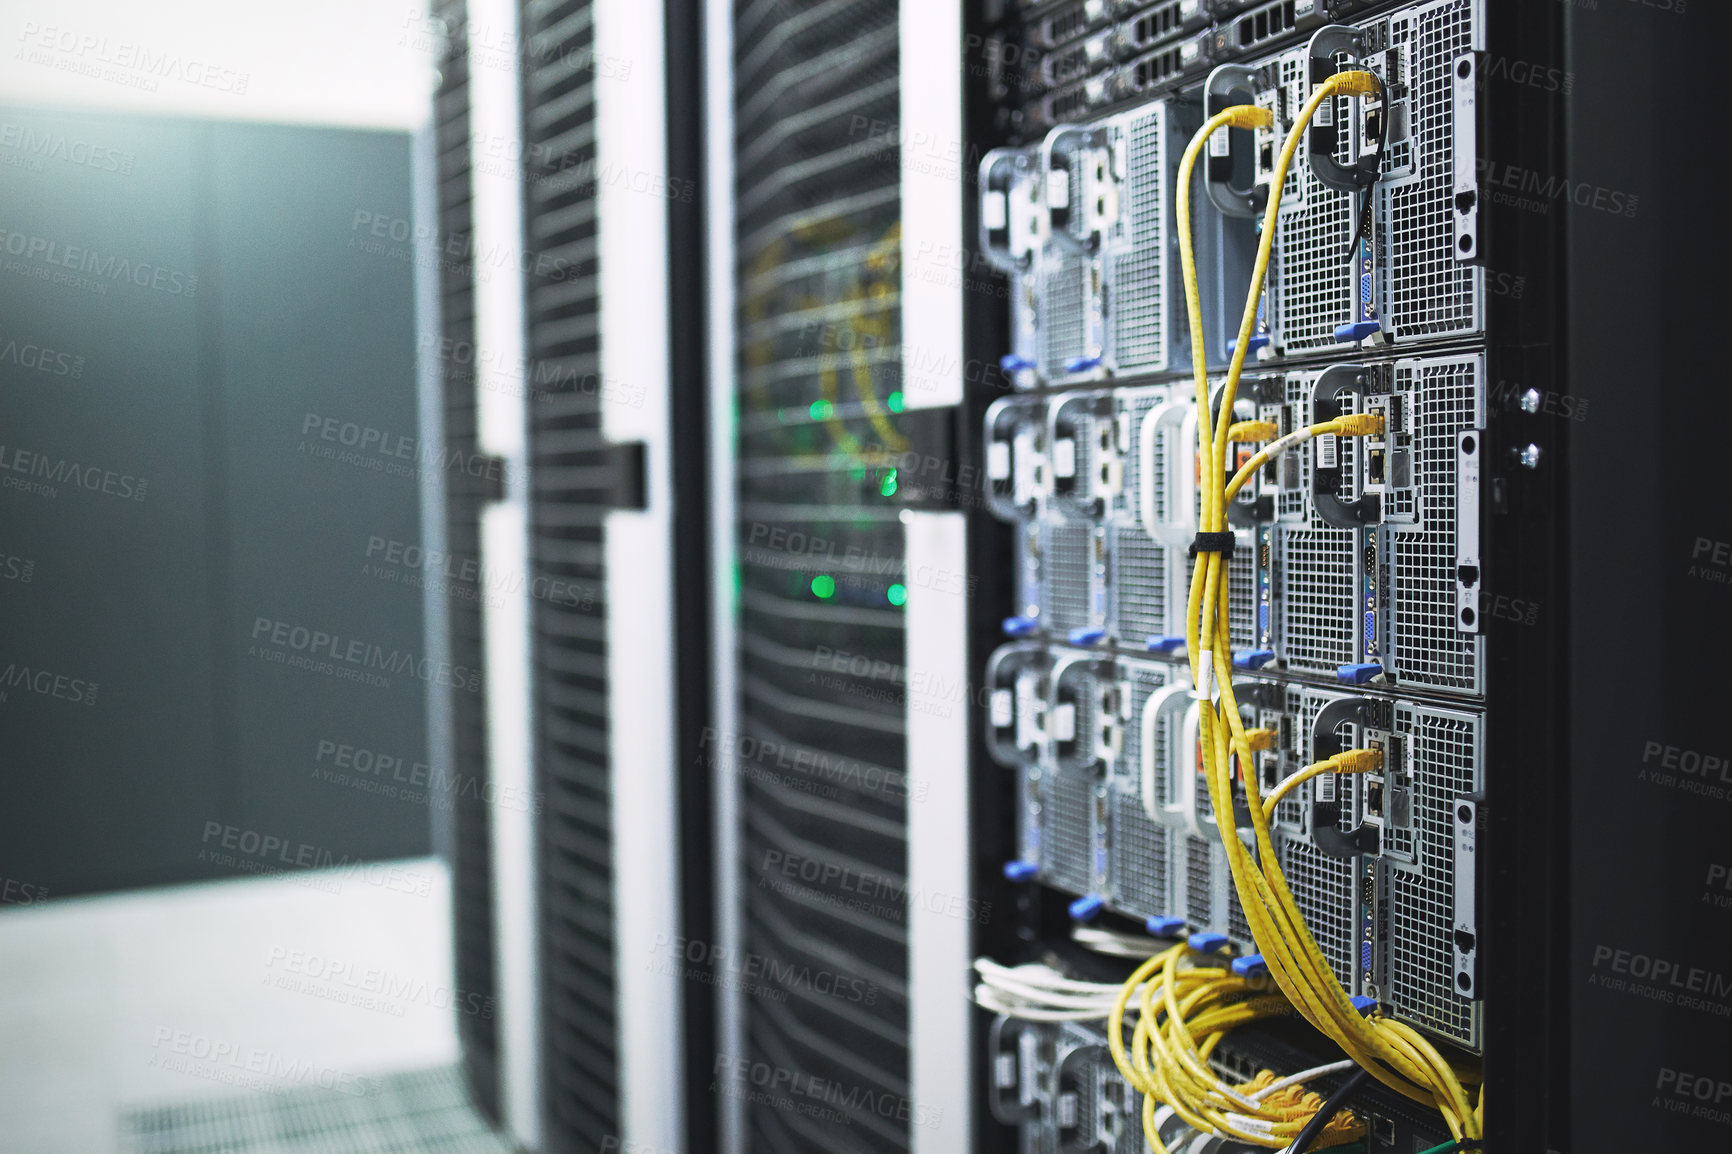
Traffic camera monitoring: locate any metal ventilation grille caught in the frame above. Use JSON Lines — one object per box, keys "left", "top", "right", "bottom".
{"left": 1382, "top": 0, "right": 1480, "bottom": 341}
{"left": 1045, "top": 40, "right": 1097, "bottom": 89}
{"left": 1278, "top": 837, "right": 1357, "bottom": 987}
{"left": 1131, "top": 1, "right": 1202, "bottom": 53}
{"left": 733, "top": 1, "right": 911, "bottom": 1150}
{"left": 1280, "top": 688, "right": 1358, "bottom": 987}
{"left": 1042, "top": 247, "right": 1088, "bottom": 378}
{"left": 1228, "top": 538, "right": 1259, "bottom": 650}
{"left": 432, "top": 0, "right": 501, "bottom": 1122}
{"left": 1185, "top": 834, "right": 1215, "bottom": 925}
{"left": 1111, "top": 528, "right": 1168, "bottom": 645}
{"left": 1043, "top": 522, "right": 1093, "bottom": 633}
{"left": 119, "top": 1067, "right": 515, "bottom": 1154}
{"left": 1391, "top": 357, "right": 1482, "bottom": 694}
{"left": 1278, "top": 528, "right": 1355, "bottom": 674}
{"left": 1388, "top": 703, "right": 1482, "bottom": 1048}
{"left": 1040, "top": 772, "right": 1095, "bottom": 895}
{"left": 1226, "top": 884, "right": 1253, "bottom": 943}
{"left": 1111, "top": 105, "right": 1169, "bottom": 374}
{"left": 519, "top": 1, "right": 619, "bottom": 1148}
{"left": 1273, "top": 51, "right": 1355, "bottom": 354}
{"left": 1111, "top": 785, "right": 1170, "bottom": 919}
{"left": 1037, "top": 2, "right": 1106, "bottom": 53}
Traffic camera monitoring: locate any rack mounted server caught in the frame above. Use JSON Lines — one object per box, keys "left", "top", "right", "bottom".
{"left": 973, "top": 1, "right": 1499, "bottom": 1150}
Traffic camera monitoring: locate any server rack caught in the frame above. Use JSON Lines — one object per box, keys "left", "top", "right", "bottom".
{"left": 426, "top": 2, "right": 1732, "bottom": 1152}
{"left": 715, "top": 3, "right": 918, "bottom": 1152}
{"left": 432, "top": 1, "right": 706, "bottom": 1151}
{"left": 427, "top": 0, "right": 505, "bottom": 1124}
{"left": 960, "top": 1, "right": 1575, "bottom": 1152}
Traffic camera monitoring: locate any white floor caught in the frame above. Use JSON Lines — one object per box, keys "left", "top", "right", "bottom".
{"left": 0, "top": 857, "right": 460, "bottom": 1154}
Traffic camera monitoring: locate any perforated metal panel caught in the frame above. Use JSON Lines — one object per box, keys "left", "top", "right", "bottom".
{"left": 1227, "top": 536, "right": 1260, "bottom": 651}
{"left": 732, "top": 2, "right": 912, "bottom": 1150}
{"left": 119, "top": 1067, "right": 515, "bottom": 1154}
{"left": 1041, "top": 771, "right": 1096, "bottom": 895}
{"left": 1109, "top": 104, "right": 1169, "bottom": 374}
{"left": 1110, "top": 528, "right": 1168, "bottom": 644}
{"left": 1110, "top": 786, "right": 1170, "bottom": 919}
{"left": 431, "top": 0, "right": 501, "bottom": 1122}
{"left": 1107, "top": 662, "right": 1172, "bottom": 920}
{"left": 1389, "top": 356, "right": 1483, "bottom": 693}
{"left": 1042, "top": 522, "right": 1094, "bottom": 633}
{"left": 1278, "top": 528, "right": 1356, "bottom": 674}
{"left": 1271, "top": 49, "right": 1356, "bottom": 355}
{"left": 1041, "top": 248, "right": 1088, "bottom": 379}
{"left": 519, "top": 2, "right": 621, "bottom": 1148}
{"left": 1277, "top": 687, "right": 1361, "bottom": 987}
{"left": 1381, "top": 0, "right": 1482, "bottom": 342}
{"left": 1184, "top": 834, "right": 1215, "bottom": 926}
{"left": 1387, "top": 703, "right": 1483, "bottom": 1047}
{"left": 1278, "top": 836, "right": 1358, "bottom": 988}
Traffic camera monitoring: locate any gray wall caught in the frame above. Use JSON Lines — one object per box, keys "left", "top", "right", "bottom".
{"left": 0, "top": 107, "right": 432, "bottom": 899}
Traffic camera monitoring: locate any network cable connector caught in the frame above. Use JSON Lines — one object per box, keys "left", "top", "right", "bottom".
{"left": 1203, "top": 0, "right": 1485, "bottom": 359}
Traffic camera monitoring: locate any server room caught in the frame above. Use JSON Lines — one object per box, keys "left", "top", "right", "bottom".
{"left": 0, "top": 1, "right": 1724, "bottom": 1153}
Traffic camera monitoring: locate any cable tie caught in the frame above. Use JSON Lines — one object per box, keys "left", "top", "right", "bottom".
{"left": 1189, "top": 531, "right": 1236, "bottom": 561}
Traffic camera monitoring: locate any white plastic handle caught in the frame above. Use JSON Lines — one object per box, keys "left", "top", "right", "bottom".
{"left": 1176, "top": 702, "right": 1211, "bottom": 840}
{"left": 1141, "top": 683, "right": 1196, "bottom": 826}
{"left": 1138, "top": 401, "right": 1199, "bottom": 549}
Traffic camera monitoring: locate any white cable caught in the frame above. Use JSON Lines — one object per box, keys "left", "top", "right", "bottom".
{"left": 971, "top": 985, "right": 1138, "bottom": 1023}
{"left": 1073, "top": 926, "right": 1166, "bottom": 958}
{"left": 974, "top": 958, "right": 1126, "bottom": 994}
{"left": 976, "top": 977, "right": 1121, "bottom": 1011}
{"left": 1249, "top": 1059, "right": 1358, "bottom": 1103}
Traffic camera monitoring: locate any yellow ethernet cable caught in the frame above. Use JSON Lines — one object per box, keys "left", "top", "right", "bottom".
{"left": 1262, "top": 749, "right": 1383, "bottom": 822}
{"left": 1150, "top": 64, "right": 1484, "bottom": 1149}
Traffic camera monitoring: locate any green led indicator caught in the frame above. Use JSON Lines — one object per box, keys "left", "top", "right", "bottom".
{"left": 888, "top": 391, "right": 905, "bottom": 413}
{"left": 809, "top": 399, "right": 833, "bottom": 421}
{"left": 880, "top": 469, "right": 898, "bottom": 497}
{"left": 811, "top": 574, "right": 836, "bottom": 599}
{"left": 887, "top": 583, "right": 907, "bottom": 607}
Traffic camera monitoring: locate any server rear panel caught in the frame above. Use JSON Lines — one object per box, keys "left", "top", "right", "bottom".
{"left": 974, "top": 3, "right": 1490, "bottom": 1150}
